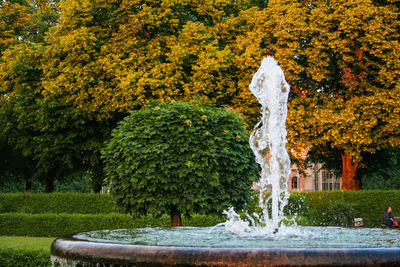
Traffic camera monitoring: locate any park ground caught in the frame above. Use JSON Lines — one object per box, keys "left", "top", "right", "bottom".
{"left": 0, "top": 236, "right": 54, "bottom": 251}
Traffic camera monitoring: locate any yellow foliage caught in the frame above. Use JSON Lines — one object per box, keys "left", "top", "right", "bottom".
{"left": 36, "top": 0, "right": 400, "bottom": 165}
{"left": 269, "top": 0, "right": 400, "bottom": 163}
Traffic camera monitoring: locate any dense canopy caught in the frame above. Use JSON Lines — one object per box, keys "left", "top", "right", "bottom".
{"left": 101, "top": 102, "right": 259, "bottom": 226}
{"left": 0, "top": 0, "right": 399, "bottom": 192}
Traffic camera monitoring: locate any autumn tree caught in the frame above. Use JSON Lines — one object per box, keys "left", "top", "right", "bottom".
{"left": 0, "top": 0, "right": 30, "bottom": 55}
{"left": 0, "top": 0, "right": 112, "bottom": 192}
{"left": 0, "top": 0, "right": 59, "bottom": 52}
{"left": 0, "top": 0, "right": 59, "bottom": 191}
{"left": 5, "top": 0, "right": 265, "bottom": 192}
{"left": 4, "top": 0, "right": 398, "bottom": 193}
{"left": 40, "top": 0, "right": 265, "bottom": 125}
{"left": 0, "top": 43, "right": 115, "bottom": 192}
{"left": 266, "top": 0, "right": 400, "bottom": 189}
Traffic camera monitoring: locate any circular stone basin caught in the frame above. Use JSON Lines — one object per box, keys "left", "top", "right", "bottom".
{"left": 51, "top": 226, "right": 400, "bottom": 266}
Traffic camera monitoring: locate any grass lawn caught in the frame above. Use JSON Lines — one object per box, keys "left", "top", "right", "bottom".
{"left": 0, "top": 236, "right": 55, "bottom": 250}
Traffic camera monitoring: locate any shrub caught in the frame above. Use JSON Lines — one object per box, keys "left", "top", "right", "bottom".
{"left": 0, "top": 248, "right": 50, "bottom": 267}
{"left": 184, "top": 214, "right": 225, "bottom": 227}
{"left": 0, "top": 213, "right": 224, "bottom": 237}
{"left": 288, "top": 190, "right": 400, "bottom": 227}
{"left": 0, "top": 213, "right": 165, "bottom": 236}
{"left": 360, "top": 148, "right": 400, "bottom": 190}
{"left": 316, "top": 199, "right": 358, "bottom": 226}
{"left": 102, "top": 101, "right": 259, "bottom": 226}
{"left": 1, "top": 190, "right": 399, "bottom": 229}
{"left": 232, "top": 190, "right": 400, "bottom": 227}
{"left": 0, "top": 175, "right": 93, "bottom": 193}
{"left": 0, "top": 193, "right": 116, "bottom": 214}
{"left": 284, "top": 193, "right": 308, "bottom": 218}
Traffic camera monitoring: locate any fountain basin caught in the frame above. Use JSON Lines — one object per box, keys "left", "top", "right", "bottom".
{"left": 51, "top": 227, "right": 400, "bottom": 267}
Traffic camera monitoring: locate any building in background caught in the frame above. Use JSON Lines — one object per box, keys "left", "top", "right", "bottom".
{"left": 288, "top": 163, "right": 341, "bottom": 192}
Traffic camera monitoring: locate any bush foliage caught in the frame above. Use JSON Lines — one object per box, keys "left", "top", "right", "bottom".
{"left": 0, "top": 193, "right": 116, "bottom": 214}
{"left": 0, "top": 213, "right": 224, "bottom": 237}
{"left": 286, "top": 190, "right": 400, "bottom": 227}
{"left": 1, "top": 190, "right": 399, "bottom": 235}
{"left": 102, "top": 102, "right": 259, "bottom": 221}
{"left": 0, "top": 248, "right": 50, "bottom": 267}
{"left": 360, "top": 148, "right": 400, "bottom": 190}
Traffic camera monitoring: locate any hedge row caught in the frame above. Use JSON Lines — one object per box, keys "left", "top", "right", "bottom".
{"left": 0, "top": 213, "right": 224, "bottom": 237}
{"left": 1, "top": 190, "right": 399, "bottom": 229}
{"left": 0, "top": 193, "right": 116, "bottom": 214}
{"left": 286, "top": 190, "right": 400, "bottom": 227}
{"left": 0, "top": 248, "right": 50, "bottom": 267}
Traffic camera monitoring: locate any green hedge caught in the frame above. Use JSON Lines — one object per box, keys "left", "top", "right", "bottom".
{"left": 0, "top": 248, "right": 50, "bottom": 267}
{"left": 0, "top": 193, "right": 116, "bottom": 214}
{"left": 246, "top": 190, "right": 400, "bottom": 227}
{"left": 286, "top": 190, "right": 400, "bottom": 227}
{"left": 0, "top": 213, "right": 224, "bottom": 237}
{"left": 1, "top": 190, "right": 399, "bottom": 231}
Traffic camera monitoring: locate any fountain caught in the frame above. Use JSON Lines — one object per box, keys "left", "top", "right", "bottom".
{"left": 241, "top": 56, "right": 290, "bottom": 233}
{"left": 51, "top": 57, "right": 400, "bottom": 267}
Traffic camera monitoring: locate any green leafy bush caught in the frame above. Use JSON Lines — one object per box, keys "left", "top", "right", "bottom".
{"left": 1, "top": 190, "right": 399, "bottom": 231}
{"left": 360, "top": 148, "right": 400, "bottom": 190}
{"left": 284, "top": 193, "right": 308, "bottom": 218}
{"left": 241, "top": 190, "right": 400, "bottom": 227}
{"left": 102, "top": 101, "right": 259, "bottom": 225}
{"left": 316, "top": 200, "right": 358, "bottom": 226}
{"left": 0, "top": 213, "right": 224, "bottom": 237}
{"left": 0, "top": 248, "right": 50, "bottom": 267}
{"left": 287, "top": 190, "right": 400, "bottom": 227}
{"left": 220, "top": 190, "right": 400, "bottom": 227}
{"left": 0, "top": 175, "right": 93, "bottom": 193}
{"left": 0, "top": 193, "right": 116, "bottom": 214}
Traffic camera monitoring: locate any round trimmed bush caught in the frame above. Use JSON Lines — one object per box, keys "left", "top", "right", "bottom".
{"left": 101, "top": 101, "right": 258, "bottom": 226}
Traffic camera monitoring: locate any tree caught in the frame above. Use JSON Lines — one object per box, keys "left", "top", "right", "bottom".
{"left": 266, "top": 0, "right": 400, "bottom": 189}
{"left": 0, "top": 0, "right": 31, "bottom": 55}
{"left": 101, "top": 102, "right": 258, "bottom": 226}
{"left": 0, "top": 0, "right": 114, "bottom": 193}
{"left": 0, "top": 43, "right": 46, "bottom": 191}
{"left": 0, "top": 0, "right": 59, "bottom": 54}
{"left": 0, "top": 42, "right": 113, "bottom": 192}
{"left": 360, "top": 148, "right": 400, "bottom": 190}
{"left": 0, "top": 137, "right": 36, "bottom": 192}
{"left": 0, "top": 0, "right": 60, "bottom": 191}
{"left": 40, "top": 0, "right": 264, "bottom": 125}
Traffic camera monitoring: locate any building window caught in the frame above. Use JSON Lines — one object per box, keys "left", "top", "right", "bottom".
{"left": 291, "top": 176, "right": 298, "bottom": 189}
{"left": 314, "top": 172, "right": 319, "bottom": 191}
{"left": 334, "top": 182, "right": 341, "bottom": 190}
{"left": 321, "top": 170, "right": 328, "bottom": 191}
{"left": 322, "top": 171, "right": 331, "bottom": 191}
{"left": 321, "top": 171, "right": 340, "bottom": 191}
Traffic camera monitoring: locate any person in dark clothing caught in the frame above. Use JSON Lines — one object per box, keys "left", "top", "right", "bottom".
{"left": 383, "top": 207, "right": 396, "bottom": 228}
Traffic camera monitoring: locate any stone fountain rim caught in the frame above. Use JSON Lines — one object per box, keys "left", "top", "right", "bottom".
{"left": 51, "top": 235, "right": 400, "bottom": 267}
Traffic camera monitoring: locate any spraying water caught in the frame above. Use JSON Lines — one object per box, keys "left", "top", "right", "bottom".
{"left": 224, "top": 57, "right": 291, "bottom": 234}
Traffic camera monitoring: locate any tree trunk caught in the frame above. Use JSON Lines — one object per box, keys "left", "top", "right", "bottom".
{"left": 45, "top": 177, "right": 54, "bottom": 193}
{"left": 25, "top": 180, "right": 32, "bottom": 193}
{"left": 45, "top": 168, "right": 56, "bottom": 193}
{"left": 93, "top": 182, "right": 102, "bottom": 193}
{"left": 341, "top": 153, "right": 360, "bottom": 190}
{"left": 170, "top": 206, "right": 182, "bottom": 227}
{"left": 91, "top": 167, "right": 104, "bottom": 193}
